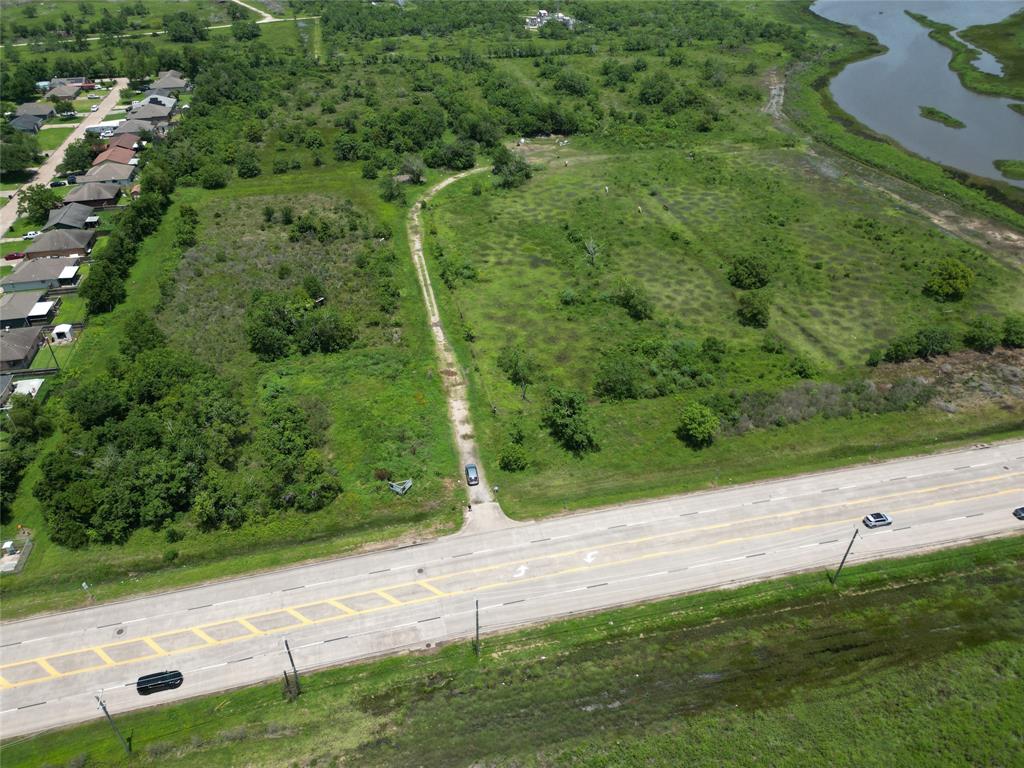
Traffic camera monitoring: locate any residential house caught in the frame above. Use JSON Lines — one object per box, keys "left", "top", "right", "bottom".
{"left": 23, "top": 229, "right": 95, "bottom": 259}
{"left": 0, "top": 327, "right": 44, "bottom": 372}
{"left": 107, "top": 133, "right": 141, "bottom": 150}
{"left": 128, "top": 102, "right": 174, "bottom": 125}
{"left": 8, "top": 115, "right": 43, "bottom": 133}
{"left": 15, "top": 102, "right": 55, "bottom": 119}
{"left": 43, "top": 203, "right": 95, "bottom": 231}
{"left": 113, "top": 119, "right": 160, "bottom": 137}
{"left": 148, "top": 69, "right": 189, "bottom": 96}
{"left": 80, "top": 162, "right": 136, "bottom": 186}
{"left": 45, "top": 82, "right": 80, "bottom": 101}
{"left": 0, "top": 292, "right": 59, "bottom": 329}
{"left": 85, "top": 120, "right": 122, "bottom": 136}
{"left": 50, "top": 76, "right": 91, "bottom": 89}
{"left": 63, "top": 182, "right": 122, "bottom": 208}
{"left": 92, "top": 146, "right": 136, "bottom": 166}
{"left": 132, "top": 93, "right": 176, "bottom": 110}
{"left": 0, "top": 257, "right": 81, "bottom": 293}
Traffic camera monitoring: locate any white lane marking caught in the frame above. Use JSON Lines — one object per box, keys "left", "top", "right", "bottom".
{"left": 583, "top": 551, "right": 599, "bottom": 564}
{"left": 513, "top": 565, "right": 528, "bottom": 579}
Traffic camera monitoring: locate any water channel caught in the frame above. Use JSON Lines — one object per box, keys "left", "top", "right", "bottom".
{"left": 812, "top": 0, "right": 1023, "bottom": 189}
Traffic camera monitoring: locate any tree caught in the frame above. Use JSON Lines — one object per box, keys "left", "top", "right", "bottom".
{"left": 491, "top": 145, "right": 532, "bottom": 189}
{"left": 17, "top": 184, "right": 62, "bottom": 225}
{"left": 231, "top": 19, "right": 260, "bottom": 41}
{"left": 963, "top": 315, "right": 1002, "bottom": 353}
{"left": 58, "top": 137, "right": 99, "bottom": 174}
{"left": 164, "top": 11, "right": 207, "bottom": 42}
{"left": 497, "top": 344, "right": 538, "bottom": 400}
{"left": 296, "top": 310, "right": 357, "bottom": 354}
{"left": 1003, "top": 314, "right": 1024, "bottom": 348}
{"left": 400, "top": 154, "right": 427, "bottom": 184}
{"left": 498, "top": 443, "right": 528, "bottom": 472}
{"left": 727, "top": 253, "right": 772, "bottom": 289}
{"left": 121, "top": 309, "right": 167, "bottom": 360}
{"left": 541, "top": 388, "right": 598, "bottom": 455}
{"left": 81, "top": 261, "right": 127, "bottom": 314}
{"left": 235, "top": 147, "right": 261, "bottom": 178}
{"left": 676, "top": 402, "right": 720, "bottom": 448}
{"left": 198, "top": 164, "right": 229, "bottom": 189}
{"left": 638, "top": 72, "right": 672, "bottom": 104}
{"left": 612, "top": 281, "right": 653, "bottom": 320}
{"left": 379, "top": 176, "right": 405, "bottom": 203}
{"left": 737, "top": 290, "right": 770, "bottom": 327}
{"left": 0, "top": 123, "right": 39, "bottom": 174}
{"left": 923, "top": 258, "right": 974, "bottom": 301}
{"left": 65, "top": 376, "right": 126, "bottom": 429}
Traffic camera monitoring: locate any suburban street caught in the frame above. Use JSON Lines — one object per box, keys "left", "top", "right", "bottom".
{"left": 1, "top": 439, "right": 1021, "bottom": 739}
{"left": 0, "top": 77, "right": 129, "bottom": 238}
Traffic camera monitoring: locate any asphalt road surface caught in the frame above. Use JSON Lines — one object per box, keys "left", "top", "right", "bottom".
{"left": 1, "top": 440, "right": 1021, "bottom": 739}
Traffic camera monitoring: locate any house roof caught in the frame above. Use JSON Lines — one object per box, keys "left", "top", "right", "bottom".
{"left": 129, "top": 103, "right": 173, "bottom": 121}
{"left": 82, "top": 162, "right": 136, "bottom": 182}
{"left": 0, "top": 258, "right": 80, "bottom": 288}
{"left": 24, "top": 229, "right": 94, "bottom": 255}
{"left": 15, "top": 102, "right": 55, "bottom": 117}
{"left": 113, "top": 119, "right": 153, "bottom": 135}
{"left": 46, "top": 83, "right": 80, "bottom": 100}
{"left": 107, "top": 133, "right": 140, "bottom": 150}
{"left": 9, "top": 115, "right": 42, "bottom": 133}
{"left": 138, "top": 92, "right": 175, "bottom": 105}
{"left": 152, "top": 70, "right": 188, "bottom": 90}
{"left": 0, "top": 292, "right": 47, "bottom": 323}
{"left": 64, "top": 182, "right": 121, "bottom": 203}
{"left": 44, "top": 203, "right": 94, "bottom": 231}
{"left": 0, "top": 327, "right": 43, "bottom": 363}
{"left": 92, "top": 146, "right": 135, "bottom": 166}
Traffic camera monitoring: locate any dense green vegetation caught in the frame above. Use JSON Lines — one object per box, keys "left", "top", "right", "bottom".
{"left": 918, "top": 104, "right": 965, "bottom": 128}
{"left": 5, "top": 537, "right": 1021, "bottom": 767}
{"left": 1, "top": 0, "right": 1022, "bottom": 615}
{"left": 905, "top": 9, "right": 1024, "bottom": 101}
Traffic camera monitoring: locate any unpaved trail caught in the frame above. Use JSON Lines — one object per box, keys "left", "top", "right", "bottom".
{"left": 407, "top": 168, "right": 516, "bottom": 534}
{"left": 762, "top": 70, "right": 785, "bottom": 118}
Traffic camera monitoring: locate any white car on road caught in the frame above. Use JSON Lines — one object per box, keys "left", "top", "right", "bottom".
{"left": 862, "top": 512, "right": 893, "bottom": 529}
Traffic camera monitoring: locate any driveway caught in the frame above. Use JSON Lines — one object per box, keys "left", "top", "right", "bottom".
{"left": 0, "top": 77, "right": 129, "bottom": 237}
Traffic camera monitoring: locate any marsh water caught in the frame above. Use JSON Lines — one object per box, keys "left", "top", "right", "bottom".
{"left": 812, "top": 0, "right": 1024, "bottom": 188}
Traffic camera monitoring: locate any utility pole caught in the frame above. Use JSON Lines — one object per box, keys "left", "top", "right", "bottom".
{"left": 829, "top": 528, "right": 859, "bottom": 586}
{"left": 96, "top": 696, "right": 131, "bottom": 754}
{"left": 474, "top": 599, "right": 480, "bottom": 657}
{"left": 44, "top": 335, "right": 60, "bottom": 371}
{"left": 284, "top": 639, "right": 301, "bottom": 696}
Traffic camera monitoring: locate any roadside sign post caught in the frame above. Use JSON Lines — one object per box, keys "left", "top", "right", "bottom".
{"left": 474, "top": 599, "right": 480, "bottom": 658}
{"left": 96, "top": 696, "right": 131, "bottom": 754}
{"left": 829, "top": 529, "right": 859, "bottom": 586}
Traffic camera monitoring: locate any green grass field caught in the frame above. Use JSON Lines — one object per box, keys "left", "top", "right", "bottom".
{"left": 36, "top": 125, "right": 75, "bottom": 151}
{"left": 5, "top": 536, "right": 1021, "bottom": 767}
{"left": 423, "top": 146, "right": 1024, "bottom": 516}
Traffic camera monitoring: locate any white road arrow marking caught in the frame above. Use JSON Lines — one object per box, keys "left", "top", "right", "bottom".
{"left": 513, "top": 565, "right": 528, "bottom": 578}
{"left": 584, "top": 551, "right": 599, "bottom": 564}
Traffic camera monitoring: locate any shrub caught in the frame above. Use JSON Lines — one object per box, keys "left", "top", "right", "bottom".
{"left": 165, "top": 527, "right": 184, "bottom": 543}
{"left": 236, "top": 148, "right": 261, "bottom": 178}
{"left": 963, "top": 316, "right": 1002, "bottom": 352}
{"left": 737, "top": 290, "right": 770, "bottom": 327}
{"left": 273, "top": 158, "right": 289, "bottom": 174}
{"left": 379, "top": 176, "right": 405, "bottom": 203}
{"left": 611, "top": 281, "right": 654, "bottom": 320}
{"left": 163, "top": 548, "right": 179, "bottom": 563}
{"left": 883, "top": 326, "right": 954, "bottom": 363}
{"left": 1002, "top": 314, "right": 1024, "bottom": 348}
{"left": 498, "top": 444, "right": 528, "bottom": 472}
{"left": 727, "top": 253, "right": 772, "bottom": 289}
{"left": 541, "top": 388, "right": 598, "bottom": 455}
{"left": 198, "top": 164, "right": 229, "bottom": 189}
{"left": 923, "top": 258, "right": 974, "bottom": 301}
{"left": 399, "top": 155, "right": 427, "bottom": 183}
{"left": 676, "top": 402, "right": 720, "bottom": 448}
{"left": 491, "top": 146, "right": 532, "bottom": 189}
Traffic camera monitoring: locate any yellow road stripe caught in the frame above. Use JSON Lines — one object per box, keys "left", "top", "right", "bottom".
{"left": 1, "top": 480, "right": 1015, "bottom": 688}
{"left": 417, "top": 580, "right": 448, "bottom": 597}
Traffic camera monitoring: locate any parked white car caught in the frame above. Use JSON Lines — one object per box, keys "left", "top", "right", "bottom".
{"left": 89, "top": 105, "right": 99, "bottom": 112}
{"left": 22, "top": 231, "right": 40, "bottom": 240}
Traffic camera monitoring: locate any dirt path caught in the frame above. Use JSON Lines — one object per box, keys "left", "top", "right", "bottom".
{"left": 762, "top": 70, "right": 785, "bottom": 118}
{"left": 407, "top": 169, "right": 516, "bottom": 534}
{"left": 0, "top": 77, "right": 129, "bottom": 237}
{"left": 226, "top": 0, "right": 277, "bottom": 23}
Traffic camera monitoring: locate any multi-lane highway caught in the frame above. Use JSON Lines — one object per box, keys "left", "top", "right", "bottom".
{"left": 1, "top": 440, "right": 1021, "bottom": 739}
